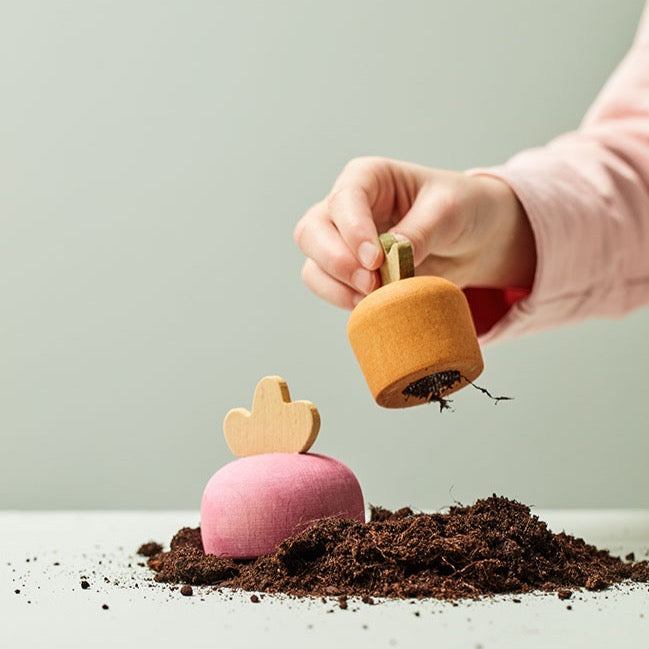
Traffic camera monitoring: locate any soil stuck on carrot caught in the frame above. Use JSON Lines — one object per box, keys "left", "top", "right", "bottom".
{"left": 403, "top": 370, "right": 512, "bottom": 411}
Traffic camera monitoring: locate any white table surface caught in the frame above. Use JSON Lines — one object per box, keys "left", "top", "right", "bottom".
{"left": 1, "top": 510, "right": 648, "bottom": 649}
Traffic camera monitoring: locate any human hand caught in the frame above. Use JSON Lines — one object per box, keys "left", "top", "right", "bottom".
{"left": 294, "top": 156, "right": 536, "bottom": 309}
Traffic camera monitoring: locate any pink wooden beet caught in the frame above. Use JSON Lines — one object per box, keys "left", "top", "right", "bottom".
{"left": 200, "top": 452, "right": 365, "bottom": 559}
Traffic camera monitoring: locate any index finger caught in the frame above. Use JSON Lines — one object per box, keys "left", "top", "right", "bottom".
{"left": 327, "top": 160, "right": 385, "bottom": 271}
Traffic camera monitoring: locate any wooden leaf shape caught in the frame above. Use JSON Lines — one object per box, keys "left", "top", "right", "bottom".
{"left": 223, "top": 376, "right": 320, "bottom": 457}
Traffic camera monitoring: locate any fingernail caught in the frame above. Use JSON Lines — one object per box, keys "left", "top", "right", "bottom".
{"left": 391, "top": 232, "right": 410, "bottom": 244}
{"left": 358, "top": 241, "right": 379, "bottom": 269}
{"left": 351, "top": 268, "right": 375, "bottom": 294}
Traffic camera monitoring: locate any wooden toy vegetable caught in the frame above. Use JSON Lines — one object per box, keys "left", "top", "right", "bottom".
{"left": 201, "top": 376, "right": 364, "bottom": 559}
{"left": 347, "top": 234, "right": 484, "bottom": 408}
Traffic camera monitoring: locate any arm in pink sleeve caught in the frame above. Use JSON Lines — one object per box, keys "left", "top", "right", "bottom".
{"left": 467, "top": 4, "right": 649, "bottom": 344}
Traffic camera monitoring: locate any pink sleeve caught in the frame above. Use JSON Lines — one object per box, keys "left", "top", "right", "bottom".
{"left": 466, "top": 3, "right": 649, "bottom": 344}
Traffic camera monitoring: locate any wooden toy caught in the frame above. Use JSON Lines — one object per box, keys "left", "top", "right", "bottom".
{"left": 201, "top": 376, "right": 364, "bottom": 559}
{"left": 347, "top": 234, "right": 484, "bottom": 408}
{"left": 223, "top": 376, "right": 320, "bottom": 456}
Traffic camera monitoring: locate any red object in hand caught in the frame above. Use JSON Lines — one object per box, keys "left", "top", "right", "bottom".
{"left": 464, "top": 287, "right": 530, "bottom": 337}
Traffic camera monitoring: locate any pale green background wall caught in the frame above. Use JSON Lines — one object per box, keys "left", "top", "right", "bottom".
{"left": 2, "top": 0, "right": 648, "bottom": 510}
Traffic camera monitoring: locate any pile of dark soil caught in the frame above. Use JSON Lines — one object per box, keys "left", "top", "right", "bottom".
{"left": 141, "top": 495, "right": 649, "bottom": 600}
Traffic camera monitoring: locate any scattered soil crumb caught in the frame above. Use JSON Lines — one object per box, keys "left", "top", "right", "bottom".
{"left": 137, "top": 542, "right": 163, "bottom": 557}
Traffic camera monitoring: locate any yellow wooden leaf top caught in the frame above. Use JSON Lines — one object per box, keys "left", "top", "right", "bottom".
{"left": 223, "top": 376, "right": 320, "bottom": 457}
